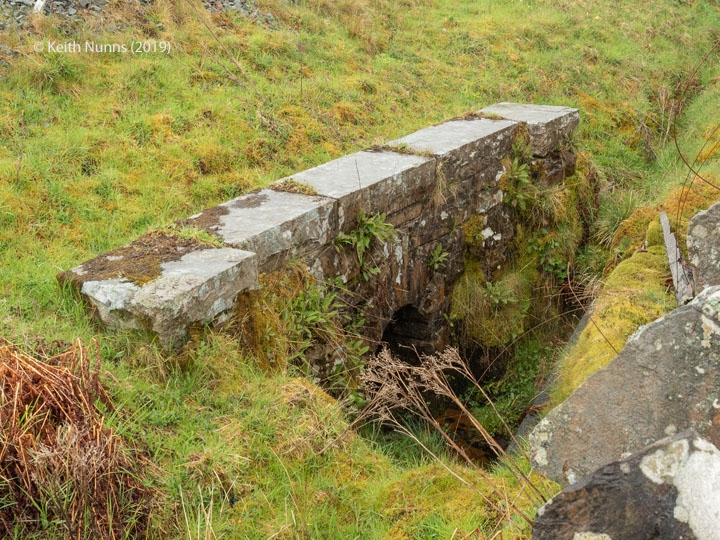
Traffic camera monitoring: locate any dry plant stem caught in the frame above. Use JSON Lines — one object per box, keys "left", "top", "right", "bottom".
{"left": 389, "top": 412, "right": 528, "bottom": 528}
{"left": 14, "top": 111, "right": 25, "bottom": 184}
{"left": 363, "top": 349, "right": 539, "bottom": 529}
{"left": 423, "top": 353, "right": 546, "bottom": 503}
{"left": 674, "top": 120, "right": 720, "bottom": 231}
{"left": 0, "top": 338, "right": 150, "bottom": 539}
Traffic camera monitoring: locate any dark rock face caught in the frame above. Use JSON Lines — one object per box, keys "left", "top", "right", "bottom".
{"left": 688, "top": 202, "right": 720, "bottom": 292}
{"left": 532, "top": 430, "right": 720, "bottom": 540}
{"left": 530, "top": 285, "right": 720, "bottom": 486}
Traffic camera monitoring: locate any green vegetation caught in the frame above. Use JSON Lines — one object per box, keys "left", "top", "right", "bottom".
{"left": 427, "top": 242, "right": 449, "bottom": 271}
{"left": 1, "top": 0, "right": 720, "bottom": 537}
{"left": 334, "top": 210, "right": 396, "bottom": 281}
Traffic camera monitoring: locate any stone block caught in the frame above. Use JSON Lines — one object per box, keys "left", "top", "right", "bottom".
{"left": 530, "top": 285, "right": 720, "bottom": 486}
{"left": 533, "top": 430, "right": 720, "bottom": 540}
{"left": 388, "top": 117, "right": 517, "bottom": 182}
{"left": 480, "top": 102, "right": 579, "bottom": 157}
{"left": 78, "top": 247, "right": 257, "bottom": 349}
{"left": 282, "top": 150, "right": 436, "bottom": 231}
{"left": 183, "top": 188, "right": 337, "bottom": 273}
{"left": 532, "top": 148, "right": 577, "bottom": 189}
{"left": 688, "top": 201, "right": 720, "bottom": 292}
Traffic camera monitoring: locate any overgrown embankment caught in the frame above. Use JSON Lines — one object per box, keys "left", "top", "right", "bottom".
{"left": 1, "top": 0, "right": 720, "bottom": 537}
{"left": 551, "top": 64, "right": 720, "bottom": 406}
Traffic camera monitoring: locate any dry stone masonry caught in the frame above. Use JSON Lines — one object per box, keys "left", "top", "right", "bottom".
{"left": 59, "top": 103, "right": 579, "bottom": 364}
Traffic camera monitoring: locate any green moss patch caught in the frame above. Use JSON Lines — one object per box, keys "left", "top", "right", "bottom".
{"left": 551, "top": 227, "right": 676, "bottom": 404}
{"left": 451, "top": 259, "right": 534, "bottom": 348}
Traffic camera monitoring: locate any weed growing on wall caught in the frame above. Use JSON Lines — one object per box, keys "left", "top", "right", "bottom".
{"left": 334, "top": 210, "right": 397, "bottom": 281}
{"left": 232, "top": 265, "right": 369, "bottom": 396}
{"left": 428, "top": 242, "right": 450, "bottom": 271}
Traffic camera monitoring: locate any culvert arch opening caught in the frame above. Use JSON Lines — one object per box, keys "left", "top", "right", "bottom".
{"left": 380, "top": 305, "right": 440, "bottom": 363}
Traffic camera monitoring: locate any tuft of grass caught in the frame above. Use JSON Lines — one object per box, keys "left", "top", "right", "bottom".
{"left": 0, "top": 339, "right": 152, "bottom": 540}
{"left": 269, "top": 177, "right": 319, "bottom": 196}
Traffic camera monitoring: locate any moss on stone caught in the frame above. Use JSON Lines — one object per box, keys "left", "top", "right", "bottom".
{"left": 270, "top": 178, "right": 319, "bottom": 196}
{"left": 461, "top": 215, "right": 489, "bottom": 251}
{"left": 645, "top": 217, "right": 663, "bottom": 247}
{"left": 550, "top": 237, "right": 675, "bottom": 405}
{"left": 57, "top": 230, "right": 221, "bottom": 287}
{"left": 450, "top": 259, "right": 534, "bottom": 348}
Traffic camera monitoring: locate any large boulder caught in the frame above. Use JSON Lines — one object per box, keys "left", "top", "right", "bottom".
{"left": 530, "top": 285, "right": 720, "bottom": 485}
{"left": 688, "top": 201, "right": 720, "bottom": 291}
{"left": 532, "top": 430, "right": 720, "bottom": 540}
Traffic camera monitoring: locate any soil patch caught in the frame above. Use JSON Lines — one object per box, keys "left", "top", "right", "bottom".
{"left": 58, "top": 230, "right": 219, "bottom": 287}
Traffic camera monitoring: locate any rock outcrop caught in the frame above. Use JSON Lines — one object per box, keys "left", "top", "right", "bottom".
{"left": 529, "top": 285, "right": 720, "bottom": 485}
{"left": 532, "top": 430, "right": 720, "bottom": 540}
{"left": 688, "top": 201, "right": 720, "bottom": 292}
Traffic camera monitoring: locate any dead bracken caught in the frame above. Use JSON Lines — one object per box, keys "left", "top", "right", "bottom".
{"left": 0, "top": 339, "right": 152, "bottom": 539}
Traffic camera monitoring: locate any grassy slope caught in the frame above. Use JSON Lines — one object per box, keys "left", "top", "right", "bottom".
{"left": 1, "top": 0, "right": 720, "bottom": 537}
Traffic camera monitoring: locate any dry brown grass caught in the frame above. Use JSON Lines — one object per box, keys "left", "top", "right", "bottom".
{"left": 362, "top": 347, "right": 555, "bottom": 536}
{"left": 0, "top": 338, "right": 152, "bottom": 539}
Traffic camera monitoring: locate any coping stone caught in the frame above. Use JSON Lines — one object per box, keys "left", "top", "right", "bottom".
{"left": 81, "top": 248, "right": 257, "bottom": 349}
{"left": 283, "top": 150, "right": 436, "bottom": 230}
{"left": 479, "top": 102, "right": 579, "bottom": 156}
{"left": 388, "top": 118, "right": 517, "bottom": 157}
{"left": 185, "top": 188, "right": 337, "bottom": 272}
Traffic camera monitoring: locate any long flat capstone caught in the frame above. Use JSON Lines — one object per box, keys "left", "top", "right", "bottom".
{"left": 280, "top": 150, "right": 436, "bottom": 231}
{"left": 61, "top": 102, "right": 579, "bottom": 349}
{"left": 389, "top": 118, "right": 517, "bottom": 157}
{"left": 183, "top": 188, "right": 337, "bottom": 273}
{"left": 79, "top": 247, "right": 257, "bottom": 349}
{"left": 480, "top": 102, "right": 579, "bottom": 156}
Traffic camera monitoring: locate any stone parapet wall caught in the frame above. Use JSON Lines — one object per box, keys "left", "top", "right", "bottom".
{"left": 59, "top": 102, "right": 579, "bottom": 357}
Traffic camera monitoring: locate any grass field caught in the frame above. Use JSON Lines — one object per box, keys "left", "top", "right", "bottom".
{"left": 1, "top": 0, "right": 720, "bottom": 537}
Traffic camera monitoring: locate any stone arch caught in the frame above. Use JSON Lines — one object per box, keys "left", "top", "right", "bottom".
{"left": 380, "top": 305, "right": 438, "bottom": 363}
